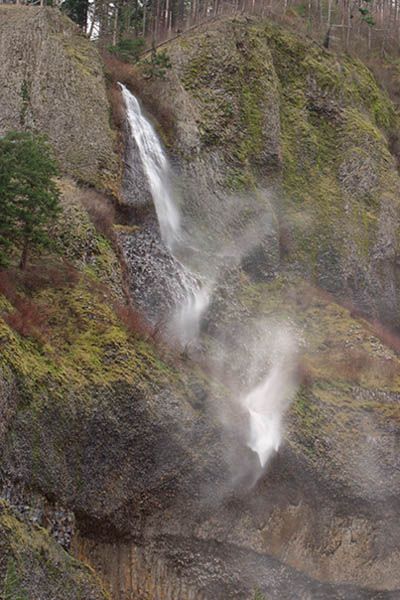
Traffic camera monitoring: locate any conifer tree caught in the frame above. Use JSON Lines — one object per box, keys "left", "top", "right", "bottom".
{"left": 0, "top": 131, "right": 60, "bottom": 270}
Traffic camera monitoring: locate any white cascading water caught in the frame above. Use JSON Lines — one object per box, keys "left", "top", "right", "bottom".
{"left": 119, "top": 83, "right": 180, "bottom": 249}
{"left": 120, "top": 83, "right": 296, "bottom": 467}
{"left": 120, "top": 83, "right": 210, "bottom": 345}
{"left": 241, "top": 333, "right": 297, "bottom": 468}
{"left": 243, "top": 367, "right": 288, "bottom": 467}
{"left": 172, "top": 283, "right": 211, "bottom": 347}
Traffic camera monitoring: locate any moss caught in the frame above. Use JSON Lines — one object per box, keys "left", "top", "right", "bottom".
{"left": 178, "top": 21, "right": 279, "bottom": 177}
{"left": 171, "top": 17, "right": 400, "bottom": 292}
{"left": 0, "top": 502, "right": 108, "bottom": 599}
{"left": 291, "top": 389, "right": 324, "bottom": 458}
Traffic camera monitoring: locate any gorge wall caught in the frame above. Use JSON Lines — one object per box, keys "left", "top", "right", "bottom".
{"left": 0, "top": 6, "right": 400, "bottom": 600}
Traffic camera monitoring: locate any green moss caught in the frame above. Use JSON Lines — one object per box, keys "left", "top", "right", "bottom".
{"left": 179, "top": 21, "right": 279, "bottom": 176}
{"left": 0, "top": 501, "right": 108, "bottom": 599}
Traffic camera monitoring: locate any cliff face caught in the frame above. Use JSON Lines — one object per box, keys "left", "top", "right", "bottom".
{"left": 0, "top": 6, "right": 119, "bottom": 193}
{"left": 142, "top": 18, "right": 400, "bottom": 327}
{"left": 1, "top": 7, "right": 400, "bottom": 600}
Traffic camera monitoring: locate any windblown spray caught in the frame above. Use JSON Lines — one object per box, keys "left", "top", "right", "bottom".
{"left": 242, "top": 330, "right": 297, "bottom": 468}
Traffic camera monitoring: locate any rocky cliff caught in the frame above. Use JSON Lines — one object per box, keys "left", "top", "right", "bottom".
{"left": 0, "top": 6, "right": 119, "bottom": 193}
{"left": 0, "top": 7, "right": 400, "bottom": 600}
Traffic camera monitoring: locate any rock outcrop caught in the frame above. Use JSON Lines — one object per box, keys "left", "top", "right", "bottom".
{"left": 0, "top": 6, "right": 119, "bottom": 193}
{"left": 0, "top": 500, "right": 108, "bottom": 600}
{"left": 132, "top": 18, "right": 400, "bottom": 327}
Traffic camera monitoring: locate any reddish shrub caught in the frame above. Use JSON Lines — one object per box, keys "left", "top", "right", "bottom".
{"left": 296, "top": 359, "right": 315, "bottom": 388}
{"left": 278, "top": 222, "right": 293, "bottom": 258}
{"left": 115, "top": 303, "right": 154, "bottom": 340}
{"left": 369, "top": 319, "right": 400, "bottom": 355}
{"left": 20, "top": 262, "right": 79, "bottom": 293}
{"left": 102, "top": 51, "right": 176, "bottom": 142}
{"left": 4, "top": 298, "right": 49, "bottom": 342}
{"left": 108, "top": 84, "right": 127, "bottom": 130}
{"left": 0, "top": 270, "right": 17, "bottom": 303}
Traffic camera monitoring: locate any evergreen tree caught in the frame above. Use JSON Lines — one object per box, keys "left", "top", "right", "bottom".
{"left": 62, "top": 0, "right": 89, "bottom": 31}
{"left": 0, "top": 131, "right": 60, "bottom": 270}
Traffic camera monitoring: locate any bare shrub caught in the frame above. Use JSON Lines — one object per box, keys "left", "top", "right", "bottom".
{"left": 369, "top": 319, "right": 400, "bottom": 355}
{"left": 108, "top": 84, "right": 126, "bottom": 130}
{"left": 296, "top": 358, "right": 315, "bottom": 388}
{"left": 0, "top": 271, "right": 17, "bottom": 303}
{"left": 115, "top": 302, "right": 154, "bottom": 340}
{"left": 80, "top": 189, "right": 116, "bottom": 241}
{"left": 20, "top": 262, "right": 79, "bottom": 293}
{"left": 4, "top": 297, "right": 49, "bottom": 342}
{"left": 102, "top": 51, "right": 176, "bottom": 141}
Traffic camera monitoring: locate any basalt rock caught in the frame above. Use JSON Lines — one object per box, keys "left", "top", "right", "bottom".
{"left": 0, "top": 6, "right": 119, "bottom": 193}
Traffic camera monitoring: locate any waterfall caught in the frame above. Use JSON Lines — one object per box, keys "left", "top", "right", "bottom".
{"left": 120, "top": 83, "right": 295, "bottom": 467}
{"left": 119, "top": 83, "right": 180, "bottom": 249}
{"left": 120, "top": 83, "right": 210, "bottom": 345}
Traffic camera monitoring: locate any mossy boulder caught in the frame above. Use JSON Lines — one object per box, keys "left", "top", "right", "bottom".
{"left": 0, "top": 6, "right": 119, "bottom": 194}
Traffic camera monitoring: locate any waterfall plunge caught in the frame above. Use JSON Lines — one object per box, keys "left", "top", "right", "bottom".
{"left": 120, "top": 83, "right": 210, "bottom": 345}
{"left": 119, "top": 83, "right": 180, "bottom": 249}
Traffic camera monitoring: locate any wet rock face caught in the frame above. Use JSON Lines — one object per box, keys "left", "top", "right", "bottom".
{"left": 75, "top": 534, "right": 400, "bottom": 600}
{"left": 73, "top": 446, "right": 400, "bottom": 599}
{"left": 122, "top": 120, "right": 154, "bottom": 208}
{"left": 0, "top": 6, "right": 119, "bottom": 192}
{"left": 1, "top": 10, "right": 400, "bottom": 600}
{"left": 0, "top": 477, "right": 75, "bottom": 550}
{"left": 118, "top": 218, "right": 199, "bottom": 324}
{"left": 140, "top": 18, "right": 400, "bottom": 328}
{"left": 2, "top": 377, "right": 230, "bottom": 541}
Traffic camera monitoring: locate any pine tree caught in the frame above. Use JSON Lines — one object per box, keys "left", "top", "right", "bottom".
{"left": 0, "top": 131, "right": 60, "bottom": 270}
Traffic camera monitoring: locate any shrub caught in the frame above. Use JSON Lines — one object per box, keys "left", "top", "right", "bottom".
{"left": 114, "top": 302, "right": 154, "bottom": 340}
{"left": 102, "top": 51, "right": 176, "bottom": 142}
{"left": 369, "top": 319, "right": 400, "bottom": 354}
{"left": 4, "top": 297, "right": 49, "bottom": 343}
{"left": 80, "top": 189, "right": 116, "bottom": 241}
{"left": 296, "top": 358, "right": 315, "bottom": 388}
{"left": 20, "top": 262, "right": 79, "bottom": 293}
{"left": 108, "top": 84, "right": 126, "bottom": 129}
{"left": 0, "top": 271, "right": 17, "bottom": 303}
{"left": 108, "top": 38, "right": 146, "bottom": 64}
{"left": 140, "top": 49, "right": 172, "bottom": 80}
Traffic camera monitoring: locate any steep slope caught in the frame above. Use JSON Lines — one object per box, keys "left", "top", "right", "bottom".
{"left": 99, "top": 16, "right": 400, "bottom": 598}
{"left": 134, "top": 17, "right": 400, "bottom": 327}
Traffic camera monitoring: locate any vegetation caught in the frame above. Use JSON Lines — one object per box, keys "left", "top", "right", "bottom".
{"left": 108, "top": 37, "right": 145, "bottom": 62}
{"left": 3, "top": 558, "right": 28, "bottom": 600}
{"left": 57, "top": 0, "right": 400, "bottom": 60}
{"left": 141, "top": 47, "right": 172, "bottom": 79}
{"left": 0, "top": 132, "right": 60, "bottom": 270}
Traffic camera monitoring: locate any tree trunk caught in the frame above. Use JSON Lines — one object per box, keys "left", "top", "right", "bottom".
{"left": 112, "top": 5, "right": 119, "bottom": 46}
{"left": 19, "top": 241, "right": 29, "bottom": 271}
